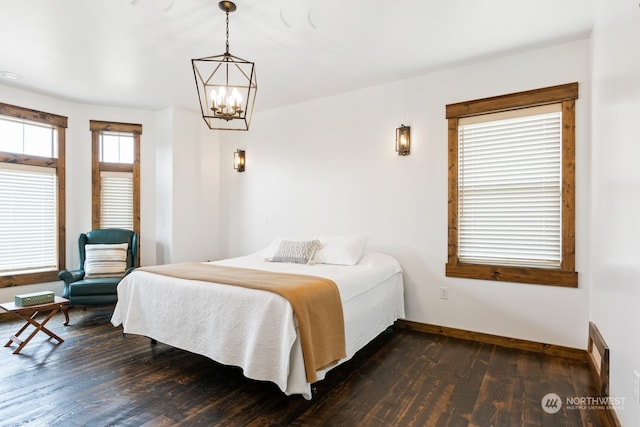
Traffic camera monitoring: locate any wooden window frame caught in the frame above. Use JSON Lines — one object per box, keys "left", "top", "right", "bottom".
{"left": 0, "top": 102, "right": 67, "bottom": 287}
{"left": 90, "top": 120, "right": 141, "bottom": 238}
{"left": 445, "top": 83, "right": 578, "bottom": 287}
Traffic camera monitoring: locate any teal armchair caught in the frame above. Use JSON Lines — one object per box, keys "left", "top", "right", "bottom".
{"left": 59, "top": 228, "right": 138, "bottom": 306}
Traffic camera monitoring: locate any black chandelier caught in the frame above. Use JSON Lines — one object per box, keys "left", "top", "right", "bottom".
{"left": 192, "top": 1, "right": 257, "bottom": 131}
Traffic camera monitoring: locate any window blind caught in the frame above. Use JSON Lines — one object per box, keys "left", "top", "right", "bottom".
{"left": 0, "top": 163, "right": 57, "bottom": 274}
{"left": 100, "top": 171, "right": 134, "bottom": 229}
{"left": 457, "top": 104, "right": 562, "bottom": 269}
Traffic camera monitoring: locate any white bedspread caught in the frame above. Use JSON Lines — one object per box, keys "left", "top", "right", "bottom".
{"left": 111, "top": 251, "right": 404, "bottom": 399}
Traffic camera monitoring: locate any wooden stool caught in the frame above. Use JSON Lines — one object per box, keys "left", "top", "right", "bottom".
{"left": 0, "top": 296, "right": 69, "bottom": 354}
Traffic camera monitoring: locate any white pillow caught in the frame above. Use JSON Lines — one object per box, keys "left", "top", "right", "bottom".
{"left": 312, "top": 235, "right": 368, "bottom": 266}
{"left": 270, "top": 239, "right": 319, "bottom": 264}
{"left": 84, "top": 243, "right": 128, "bottom": 279}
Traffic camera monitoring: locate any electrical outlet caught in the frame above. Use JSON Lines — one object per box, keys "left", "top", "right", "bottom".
{"left": 633, "top": 369, "right": 640, "bottom": 404}
{"left": 440, "top": 287, "right": 448, "bottom": 300}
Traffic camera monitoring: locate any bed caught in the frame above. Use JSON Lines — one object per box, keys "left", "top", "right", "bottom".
{"left": 111, "top": 238, "right": 405, "bottom": 399}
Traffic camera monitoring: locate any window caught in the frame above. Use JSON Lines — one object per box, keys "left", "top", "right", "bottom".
{"left": 0, "top": 102, "right": 67, "bottom": 287}
{"left": 90, "top": 121, "right": 140, "bottom": 235}
{"left": 446, "top": 83, "right": 578, "bottom": 287}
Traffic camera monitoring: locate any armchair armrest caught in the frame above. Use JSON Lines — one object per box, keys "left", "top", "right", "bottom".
{"left": 58, "top": 269, "right": 85, "bottom": 285}
{"left": 124, "top": 266, "right": 137, "bottom": 276}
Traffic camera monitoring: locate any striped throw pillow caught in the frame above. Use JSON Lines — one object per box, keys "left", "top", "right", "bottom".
{"left": 84, "top": 243, "right": 129, "bottom": 279}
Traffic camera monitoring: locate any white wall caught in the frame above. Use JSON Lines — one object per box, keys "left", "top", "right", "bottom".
{"left": 155, "top": 108, "right": 174, "bottom": 265}
{"left": 590, "top": 1, "right": 640, "bottom": 424}
{"left": 219, "top": 39, "right": 592, "bottom": 349}
{"left": 159, "top": 107, "right": 222, "bottom": 263}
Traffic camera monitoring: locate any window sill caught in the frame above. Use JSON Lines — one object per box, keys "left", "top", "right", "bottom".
{"left": 445, "top": 262, "right": 578, "bottom": 288}
{"left": 0, "top": 271, "right": 61, "bottom": 288}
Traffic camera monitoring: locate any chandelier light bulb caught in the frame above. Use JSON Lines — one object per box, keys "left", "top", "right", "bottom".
{"left": 218, "top": 86, "right": 226, "bottom": 106}
{"left": 232, "top": 88, "right": 242, "bottom": 106}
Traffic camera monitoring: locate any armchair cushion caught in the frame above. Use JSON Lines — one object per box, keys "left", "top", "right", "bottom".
{"left": 67, "top": 278, "right": 122, "bottom": 296}
{"left": 84, "top": 243, "right": 128, "bottom": 279}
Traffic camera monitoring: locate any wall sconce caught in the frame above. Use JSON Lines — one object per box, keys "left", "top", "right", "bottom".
{"left": 396, "top": 124, "right": 411, "bottom": 156}
{"left": 234, "top": 149, "right": 245, "bottom": 172}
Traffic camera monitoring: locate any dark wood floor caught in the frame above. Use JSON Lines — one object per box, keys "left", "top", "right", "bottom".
{"left": 0, "top": 306, "right": 611, "bottom": 427}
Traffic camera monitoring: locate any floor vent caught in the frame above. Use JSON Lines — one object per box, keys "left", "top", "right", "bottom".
{"left": 587, "top": 321, "right": 610, "bottom": 397}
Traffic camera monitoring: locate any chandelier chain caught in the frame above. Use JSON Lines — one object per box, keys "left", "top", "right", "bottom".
{"left": 225, "top": 10, "right": 230, "bottom": 54}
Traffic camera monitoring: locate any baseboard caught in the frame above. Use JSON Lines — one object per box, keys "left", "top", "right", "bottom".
{"left": 396, "top": 319, "right": 586, "bottom": 360}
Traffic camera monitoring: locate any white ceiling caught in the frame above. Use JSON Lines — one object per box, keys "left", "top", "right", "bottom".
{"left": 0, "top": 0, "right": 597, "bottom": 113}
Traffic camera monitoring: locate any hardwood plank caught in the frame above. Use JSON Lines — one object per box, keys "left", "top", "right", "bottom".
{"left": 0, "top": 307, "right": 613, "bottom": 426}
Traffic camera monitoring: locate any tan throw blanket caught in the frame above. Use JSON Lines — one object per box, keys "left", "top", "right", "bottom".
{"left": 137, "top": 263, "right": 346, "bottom": 383}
